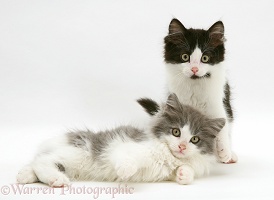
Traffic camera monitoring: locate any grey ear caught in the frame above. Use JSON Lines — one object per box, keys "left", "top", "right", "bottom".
{"left": 137, "top": 98, "right": 160, "bottom": 116}
{"left": 169, "top": 18, "right": 187, "bottom": 35}
{"left": 209, "top": 118, "right": 226, "bottom": 133}
{"left": 165, "top": 93, "right": 182, "bottom": 112}
{"left": 208, "top": 21, "right": 225, "bottom": 42}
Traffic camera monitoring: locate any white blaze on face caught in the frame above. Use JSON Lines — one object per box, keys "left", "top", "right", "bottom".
{"left": 165, "top": 125, "right": 199, "bottom": 159}
{"left": 190, "top": 47, "right": 202, "bottom": 66}
{"left": 182, "top": 47, "right": 210, "bottom": 78}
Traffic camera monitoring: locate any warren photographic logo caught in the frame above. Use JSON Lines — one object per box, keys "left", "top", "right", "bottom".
{"left": 1, "top": 183, "right": 134, "bottom": 199}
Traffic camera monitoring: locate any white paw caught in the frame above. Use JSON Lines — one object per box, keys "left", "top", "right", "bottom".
{"left": 216, "top": 140, "right": 238, "bottom": 163}
{"left": 176, "top": 165, "right": 194, "bottom": 185}
{"left": 48, "top": 174, "right": 70, "bottom": 187}
{"left": 116, "top": 160, "right": 137, "bottom": 180}
{"left": 17, "top": 165, "right": 38, "bottom": 184}
{"left": 217, "top": 149, "right": 232, "bottom": 163}
{"left": 224, "top": 152, "right": 238, "bottom": 164}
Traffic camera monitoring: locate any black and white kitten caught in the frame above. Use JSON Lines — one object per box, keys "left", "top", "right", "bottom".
{"left": 17, "top": 94, "right": 225, "bottom": 187}
{"left": 164, "top": 19, "right": 237, "bottom": 163}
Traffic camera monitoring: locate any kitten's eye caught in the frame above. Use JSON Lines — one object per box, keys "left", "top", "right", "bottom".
{"left": 181, "top": 54, "right": 190, "bottom": 62}
{"left": 171, "top": 128, "right": 181, "bottom": 137}
{"left": 190, "top": 136, "right": 200, "bottom": 144}
{"left": 201, "top": 55, "right": 210, "bottom": 63}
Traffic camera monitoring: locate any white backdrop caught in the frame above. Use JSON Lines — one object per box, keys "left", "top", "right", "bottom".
{"left": 1, "top": 0, "right": 274, "bottom": 200}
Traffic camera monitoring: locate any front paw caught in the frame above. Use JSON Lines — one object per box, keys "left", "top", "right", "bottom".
{"left": 217, "top": 140, "right": 238, "bottom": 163}
{"left": 17, "top": 165, "right": 38, "bottom": 184}
{"left": 176, "top": 165, "right": 194, "bottom": 185}
{"left": 221, "top": 152, "right": 238, "bottom": 164}
{"left": 115, "top": 160, "right": 137, "bottom": 180}
{"left": 217, "top": 148, "right": 232, "bottom": 163}
{"left": 48, "top": 173, "right": 70, "bottom": 188}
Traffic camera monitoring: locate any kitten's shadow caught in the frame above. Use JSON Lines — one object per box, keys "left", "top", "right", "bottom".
{"left": 210, "top": 156, "right": 262, "bottom": 178}
{"left": 210, "top": 163, "right": 233, "bottom": 177}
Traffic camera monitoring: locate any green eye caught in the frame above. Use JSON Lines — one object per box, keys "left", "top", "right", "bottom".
{"left": 201, "top": 55, "right": 210, "bottom": 63}
{"left": 181, "top": 54, "right": 190, "bottom": 62}
{"left": 190, "top": 136, "right": 200, "bottom": 144}
{"left": 171, "top": 128, "right": 181, "bottom": 137}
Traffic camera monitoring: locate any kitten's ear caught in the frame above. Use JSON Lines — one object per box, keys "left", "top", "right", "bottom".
{"left": 209, "top": 118, "right": 226, "bottom": 133}
{"left": 208, "top": 21, "right": 225, "bottom": 42}
{"left": 168, "top": 18, "right": 187, "bottom": 35}
{"left": 165, "top": 93, "right": 182, "bottom": 112}
{"left": 137, "top": 98, "right": 160, "bottom": 116}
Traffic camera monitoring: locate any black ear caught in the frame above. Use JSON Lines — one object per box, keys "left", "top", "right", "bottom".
{"left": 137, "top": 98, "right": 160, "bottom": 116}
{"left": 168, "top": 18, "right": 187, "bottom": 35}
{"left": 209, "top": 118, "right": 226, "bottom": 133}
{"left": 208, "top": 21, "right": 225, "bottom": 42}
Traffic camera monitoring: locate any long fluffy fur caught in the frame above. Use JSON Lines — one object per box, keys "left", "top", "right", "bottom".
{"left": 164, "top": 18, "right": 237, "bottom": 163}
{"left": 17, "top": 94, "right": 223, "bottom": 187}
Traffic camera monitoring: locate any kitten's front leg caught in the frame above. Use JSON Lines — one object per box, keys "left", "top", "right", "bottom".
{"left": 175, "top": 165, "right": 194, "bottom": 185}
{"left": 216, "top": 124, "right": 238, "bottom": 163}
{"left": 17, "top": 164, "right": 38, "bottom": 184}
{"left": 31, "top": 154, "right": 70, "bottom": 187}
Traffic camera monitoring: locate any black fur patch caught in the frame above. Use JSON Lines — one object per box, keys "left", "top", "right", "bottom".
{"left": 137, "top": 98, "right": 160, "bottom": 116}
{"left": 223, "top": 83, "right": 234, "bottom": 121}
{"left": 191, "top": 73, "right": 211, "bottom": 79}
{"left": 164, "top": 18, "right": 225, "bottom": 66}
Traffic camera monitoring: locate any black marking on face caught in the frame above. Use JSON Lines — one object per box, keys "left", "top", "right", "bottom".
{"left": 190, "top": 73, "right": 211, "bottom": 79}
{"left": 164, "top": 18, "right": 225, "bottom": 66}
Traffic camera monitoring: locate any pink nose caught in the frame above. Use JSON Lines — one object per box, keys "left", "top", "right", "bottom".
{"left": 191, "top": 67, "right": 199, "bottom": 74}
{"left": 179, "top": 144, "right": 186, "bottom": 150}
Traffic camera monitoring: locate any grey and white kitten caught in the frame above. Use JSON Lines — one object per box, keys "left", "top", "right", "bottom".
{"left": 164, "top": 18, "right": 237, "bottom": 163}
{"left": 17, "top": 94, "right": 225, "bottom": 187}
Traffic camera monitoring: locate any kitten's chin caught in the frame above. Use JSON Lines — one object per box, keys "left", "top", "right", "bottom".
{"left": 190, "top": 73, "right": 211, "bottom": 79}
{"left": 172, "top": 151, "right": 188, "bottom": 159}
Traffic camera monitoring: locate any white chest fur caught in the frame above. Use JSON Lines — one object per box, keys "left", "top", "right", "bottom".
{"left": 165, "top": 63, "right": 227, "bottom": 118}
